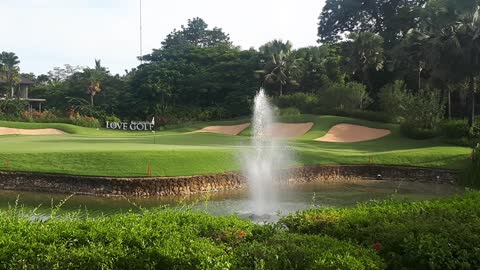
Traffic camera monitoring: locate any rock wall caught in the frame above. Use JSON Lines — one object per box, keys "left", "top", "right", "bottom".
{"left": 0, "top": 165, "right": 457, "bottom": 196}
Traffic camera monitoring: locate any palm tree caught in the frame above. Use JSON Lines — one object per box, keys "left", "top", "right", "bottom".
{"left": 263, "top": 51, "right": 300, "bottom": 96}
{"left": 86, "top": 59, "right": 106, "bottom": 106}
{"left": 259, "top": 39, "right": 293, "bottom": 58}
{"left": 453, "top": 7, "right": 480, "bottom": 127}
{"left": 0, "top": 52, "right": 21, "bottom": 98}
{"left": 413, "top": 6, "right": 480, "bottom": 126}
{"left": 341, "top": 32, "right": 384, "bottom": 90}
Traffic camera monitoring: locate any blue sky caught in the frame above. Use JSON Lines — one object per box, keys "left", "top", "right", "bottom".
{"left": 1, "top": 0, "right": 326, "bottom": 75}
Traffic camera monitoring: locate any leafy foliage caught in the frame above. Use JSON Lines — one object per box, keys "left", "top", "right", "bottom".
{"left": 400, "top": 88, "right": 445, "bottom": 138}
{"left": 0, "top": 208, "right": 383, "bottom": 270}
{"left": 321, "top": 82, "right": 372, "bottom": 111}
{"left": 281, "top": 191, "right": 480, "bottom": 270}
{"left": 378, "top": 80, "right": 409, "bottom": 122}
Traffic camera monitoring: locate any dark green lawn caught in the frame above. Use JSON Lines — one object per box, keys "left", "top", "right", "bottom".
{"left": 0, "top": 115, "right": 470, "bottom": 176}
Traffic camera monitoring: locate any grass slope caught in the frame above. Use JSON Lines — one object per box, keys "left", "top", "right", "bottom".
{"left": 0, "top": 115, "right": 470, "bottom": 177}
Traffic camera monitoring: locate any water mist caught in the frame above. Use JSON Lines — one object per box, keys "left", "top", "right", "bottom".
{"left": 241, "top": 89, "right": 293, "bottom": 215}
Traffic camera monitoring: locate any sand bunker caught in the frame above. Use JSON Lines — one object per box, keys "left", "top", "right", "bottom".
{"left": 264, "top": 122, "right": 314, "bottom": 139}
{"left": 315, "top": 124, "right": 391, "bottom": 143}
{"left": 0, "top": 127, "right": 66, "bottom": 136}
{"left": 194, "top": 123, "right": 251, "bottom": 135}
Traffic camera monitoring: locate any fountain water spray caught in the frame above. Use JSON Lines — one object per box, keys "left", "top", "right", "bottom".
{"left": 241, "top": 89, "right": 293, "bottom": 215}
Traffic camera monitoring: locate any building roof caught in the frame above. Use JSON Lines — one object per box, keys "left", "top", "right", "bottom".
{"left": 0, "top": 77, "right": 35, "bottom": 85}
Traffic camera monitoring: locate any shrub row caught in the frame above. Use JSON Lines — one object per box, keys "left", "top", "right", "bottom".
{"left": 0, "top": 208, "right": 382, "bottom": 270}
{"left": 275, "top": 82, "right": 371, "bottom": 114}
{"left": 280, "top": 191, "right": 480, "bottom": 270}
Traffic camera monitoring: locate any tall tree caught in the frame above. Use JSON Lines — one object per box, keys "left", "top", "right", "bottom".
{"left": 293, "top": 46, "right": 330, "bottom": 93}
{"left": 259, "top": 40, "right": 293, "bottom": 59}
{"left": 263, "top": 51, "right": 300, "bottom": 96}
{"left": 318, "top": 0, "right": 427, "bottom": 47}
{"left": 0, "top": 52, "right": 21, "bottom": 97}
{"left": 159, "top": 17, "right": 231, "bottom": 50}
{"left": 86, "top": 59, "right": 107, "bottom": 106}
{"left": 341, "top": 32, "right": 384, "bottom": 91}
{"left": 409, "top": 3, "right": 480, "bottom": 126}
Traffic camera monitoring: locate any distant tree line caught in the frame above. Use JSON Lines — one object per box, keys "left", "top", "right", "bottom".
{"left": 0, "top": 0, "right": 479, "bottom": 136}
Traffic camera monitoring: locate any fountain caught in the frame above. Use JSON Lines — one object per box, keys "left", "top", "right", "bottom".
{"left": 241, "top": 89, "right": 293, "bottom": 216}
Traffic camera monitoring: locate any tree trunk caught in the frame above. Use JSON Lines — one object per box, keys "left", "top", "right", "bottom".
{"left": 468, "top": 75, "right": 476, "bottom": 127}
{"left": 362, "top": 68, "right": 373, "bottom": 91}
{"left": 448, "top": 89, "right": 452, "bottom": 120}
{"left": 418, "top": 61, "right": 422, "bottom": 91}
{"left": 90, "top": 94, "right": 94, "bottom": 106}
{"left": 279, "top": 84, "right": 283, "bottom": 96}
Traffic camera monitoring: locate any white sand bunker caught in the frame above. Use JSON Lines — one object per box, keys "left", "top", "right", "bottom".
{"left": 194, "top": 123, "right": 251, "bottom": 135}
{"left": 264, "top": 122, "right": 314, "bottom": 139}
{"left": 0, "top": 127, "right": 66, "bottom": 136}
{"left": 315, "top": 124, "right": 391, "bottom": 143}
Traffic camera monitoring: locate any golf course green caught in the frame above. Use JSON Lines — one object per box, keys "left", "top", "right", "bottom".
{"left": 0, "top": 115, "right": 470, "bottom": 177}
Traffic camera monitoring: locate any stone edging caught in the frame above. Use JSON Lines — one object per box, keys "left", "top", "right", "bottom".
{"left": 0, "top": 165, "right": 457, "bottom": 196}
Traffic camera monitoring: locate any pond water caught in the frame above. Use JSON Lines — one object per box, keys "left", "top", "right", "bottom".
{"left": 0, "top": 180, "right": 463, "bottom": 221}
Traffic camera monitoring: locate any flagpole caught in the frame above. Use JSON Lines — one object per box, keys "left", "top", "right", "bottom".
{"left": 139, "top": 0, "right": 143, "bottom": 64}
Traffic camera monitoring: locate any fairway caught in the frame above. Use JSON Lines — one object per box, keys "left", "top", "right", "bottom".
{"left": 0, "top": 115, "right": 471, "bottom": 177}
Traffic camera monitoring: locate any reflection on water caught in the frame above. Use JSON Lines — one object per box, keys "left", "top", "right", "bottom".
{"left": 0, "top": 180, "right": 463, "bottom": 221}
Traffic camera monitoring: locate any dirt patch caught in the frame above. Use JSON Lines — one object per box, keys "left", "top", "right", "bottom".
{"left": 315, "top": 124, "right": 391, "bottom": 143}
{"left": 264, "top": 122, "right": 314, "bottom": 138}
{"left": 194, "top": 123, "right": 250, "bottom": 135}
{"left": 0, "top": 127, "right": 66, "bottom": 136}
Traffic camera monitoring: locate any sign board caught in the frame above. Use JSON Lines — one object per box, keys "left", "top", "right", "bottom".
{"left": 106, "top": 120, "right": 154, "bottom": 131}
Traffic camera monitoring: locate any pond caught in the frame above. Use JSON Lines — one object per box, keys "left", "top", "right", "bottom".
{"left": 0, "top": 179, "right": 463, "bottom": 221}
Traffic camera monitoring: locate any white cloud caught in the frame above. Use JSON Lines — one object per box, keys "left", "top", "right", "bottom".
{"left": 0, "top": 0, "right": 325, "bottom": 75}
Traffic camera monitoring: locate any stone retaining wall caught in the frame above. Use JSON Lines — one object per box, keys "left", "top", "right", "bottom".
{"left": 0, "top": 165, "right": 457, "bottom": 196}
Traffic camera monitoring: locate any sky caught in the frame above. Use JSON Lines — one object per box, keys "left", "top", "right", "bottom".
{"left": 0, "top": 0, "right": 326, "bottom": 75}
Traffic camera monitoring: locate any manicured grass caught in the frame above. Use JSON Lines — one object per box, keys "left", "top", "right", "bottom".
{"left": 0, "top": 115, "right": 470, "bottom": 176}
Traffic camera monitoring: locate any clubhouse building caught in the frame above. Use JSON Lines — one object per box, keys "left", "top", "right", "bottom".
{"left": 0, "top": 77, "right": 46, "bottom": 112}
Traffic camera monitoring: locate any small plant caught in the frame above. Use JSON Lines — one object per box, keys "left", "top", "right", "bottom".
{"left": 320, "top": 82, "right": 372, "bottom": 111}
{"left": 378, "top": 80, "right": 409, "bottom": 122}
{"left": 275, "top": 93, "right": 320, "bottom": 114}
{"left": 279, "top": 107, "right": 301, "bottom": 116}
{"left": 69, "top": 112, "right": 100, "bottom": 128}
{"left": 400, "top": 89, "right": 445, "bottom": 139}
{"left": 0, "top": 99, "right": 28, "bottom": 117}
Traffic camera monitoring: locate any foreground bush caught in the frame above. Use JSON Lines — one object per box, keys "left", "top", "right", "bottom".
{"left": 281, "top": 192, "right": 480, "bottom": 270}
{"left": 0, "top": 208, "right": 381, "bottom": 270}
{"left": 233, "top": 232, "right": 384, "bottom": 270}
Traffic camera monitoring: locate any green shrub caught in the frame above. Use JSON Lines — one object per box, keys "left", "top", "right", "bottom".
{"left": 20, "top": 110, "right": 58, "bottom": 122}
{"left": 378, "top": 80, "right": 409, "bottom": 122}
{"left": 279, "top": 107, "right": 301, "bottom": 116}
{"left": 70, "top": 113, "right": 101, "bottom": 128}
{"left": 441, "top": 119, "right": 469, "bottom": 139}
{"left": 275, "top": 93, "right": 320, "bottom": 114}
{"left": 400, "top": 89, "right": 445, "bottom": 139}
{"left": 233, "top": 233, "right": 385, "bottom": 270}
{"left": 400, "top": 122, "right": 439, "bottom": 140}
{"left": 197, "top": 107, "right": 231, "bottom": 121}
{"left": 281, "top": 192, "right": 480, "bottom": 270}
{"left": 104, "top": 115, "right": 121, "bottom": 123}
{"left": 312, "top": 108, "right": 394, "bottom": 123}
{"left": 0, "top": 209, "right": 254, "bottom": 270}
{"left": 0, "top": 99, "right": 28, "bottom": 117}
{"left": 460, "top": 143, "right": 480, "bottom": 188}
{"left": 320, "top": 82, "right": 372, "bottom": 111}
